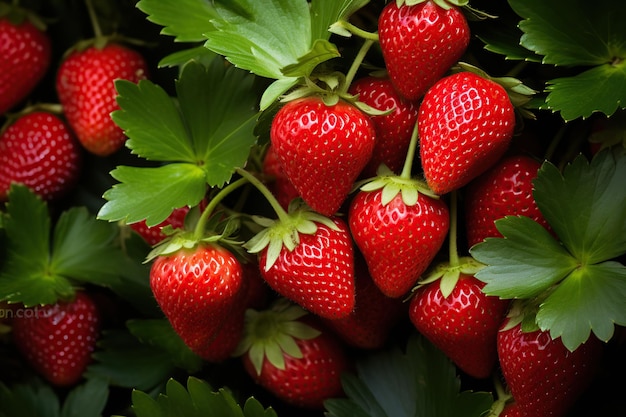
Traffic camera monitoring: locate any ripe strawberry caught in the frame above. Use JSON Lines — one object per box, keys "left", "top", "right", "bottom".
{"left": 149, "top": 243, "right": 246, "bottom": 359}
{"left": 348, "top": 181, "right": 449, "bottom": 298}
{"left": 321, "top": 256, "right": 407, "bottom": 349}
{"left": 409, "top": 274, "right": 510, "bottom": 379}
{"left": 500, "top": 403, "right": 522, "bottom": 417}
{"left": 270, "top": 96, "right": 376, "bottom": 216}
{"left": 378, "top": 0, "right": 470, "bottom": 101}
{"left": 464, "top": 154, "right": 551, "bottom": 247}
{"left": 11, "top": 291, "right": 100, "bottom": 387}
{"left": 497, "top": 320, "right": 604, "bottom": 417}
{"left": 238, "top": 300, "right": 350, "bottom": 409}
{"left": 418, "top": 71, "right": 516, "bottom": 195}
{"left": 256, "top": 216, "right": 355, "bottom": 319}
{"left": 56, "top": 42, "right": 149, "bottom": 156}
{"left": 262, "top": 144, "right": 300, "bottom": 210}
{"left": 348, "top": 76, "right": 421, "bottom": 177}
{"left": 0, "top": 13, "right": 51, "bottom": 115}
{"left": 0, "top": 111, "right": 82, "bottom": 202}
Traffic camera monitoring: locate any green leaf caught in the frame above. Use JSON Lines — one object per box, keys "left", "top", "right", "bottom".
{"left": 136, "top": 0, "right": 219, "bottom": 42}
{"left": 85, "top": 329, "right": 176, "bottom": 392}
{"left": 126, "top": 319, "right": 203, "bottom": 372}
{"left": 536, "top": 261, "right": 626, "bottom": 351}
{"left": 475, "top": 17, "right": 541, "bottom": 62}
{"left": 51, "top": 207, "right": 124, "bottom": 287}
{"left": 130, "top": 377, "right": 276, "bottom": 417}
{"left": 509, "top": 0, "right": 626, "bottom": 66}
{"left": 60, "top": 378, "right": 109, "bottom": 417}
{"left": 0, "top": 379, "right": 60, "bottom": 417}
{"left": 471, "top": 216, "right": 579, "bottom": 298}
{"left": 204, "top": 0, "right": 312, "bottom": 79}
{"left": 280, "top": 39, "right": 340, "bottom": 78}
{"left": 533, "top": 151, "right": 626, "bottom": 264}
{"left": 98, "top": 164, "right": 207, "bottom": 226}
{"left": 544, "top": 63, "right": 626, "bottom": 121}
{"left": 325, "top": 335, "right": 492, "bottom": 417}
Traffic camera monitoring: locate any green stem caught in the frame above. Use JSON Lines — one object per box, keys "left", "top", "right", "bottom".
{"left": 85, "top": 0, "right": 103, "bottom": 39}
{"left": 342, "top": 38, "right": 374, "bottom": 94}
{"left": 338, "top": 20, "right": 379, "bottom": 42}
{"left": 544, "top": 123, "right": 567, "bottom": 161}
{"left": 448, "top": 190, "right": 460, "bottom": 267}
{"left": 400, "top": 122, "right": 420, "bottom": 179}
{"left": 235, "top": 167, "right": 291, "bottom": 223}
{"left": 192, "top": 177, "right": 248, "bottom": 240}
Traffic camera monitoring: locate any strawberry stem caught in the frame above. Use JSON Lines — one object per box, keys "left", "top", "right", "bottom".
{"left": 85, "top": 0, "right": 103, "bottom": 40}
{"left": 235, "top": 167, "right": 291, "bottom": 223}
{"left": 448, "top": 190, "right": 460, "bottom": 267}
{"left": 400, "top": 122, "right": 420, "bottom": 179}
{"left": 342, "top": 38, "right": 375, "bottom": 94}
{"left": 193, "top": 177, "right": 248, "bottom": 240}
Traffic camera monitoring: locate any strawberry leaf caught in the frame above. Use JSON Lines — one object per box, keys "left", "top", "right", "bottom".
{"left": 126, "top": 319, "right": 203, "bottom": 372}
{"left": 60, "top": 378, "right": 109, "bottom": 417}
{"left": 533, "top": 150, "right": 626, "bottom": 264}
{"left": 100, "top": 58, "right": 258, "bottom": 226}
{"left": 508, "top": 0, "right": 626, "bottom": 119}
{"left": 136, "top": 0, "right": 219, "bottom": 42}
{"left": 472, "top": 150, "right": 626, "bottom": 350}
{"left": 128, "top": 377, "right": 277, "bottom": 417}
{"left": 0, "top": 185, "right": 126, "bottom": 306}
{"left": 324, "top": 335, "right": 493, "bottom": 417}
{"left": 86, "top": 329, "right": 176, "bottom": 392}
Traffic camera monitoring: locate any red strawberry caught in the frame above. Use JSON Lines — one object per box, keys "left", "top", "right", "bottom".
{"left": 149, "top": 243, "right": 246, "bottom": 359}
{"left": 418, "top": 71, "right": 516, "bottom": 195}
{"left": 238, "top": 300, "right": 350, "bottom": 409}
{"left": 256, "top": 216, "right": 355, "bottom": 319}
{"left": 378, "top": 0, "right": 470, "bottom": 101}
{"left": 409, "top": 274, "right": 510, "bottom": 379}
{"left": 0, "top": 111, "right": 82, "bottom": 202}
{"left": 270, "top": 96, "right": 376, "bottom": 216}
{"left": 500, "top": 403, "right": 522, "bottom": 417}
{"left": 12, "top": 291, "right": 100, "bottom": 387}
{"left": 262, "top": 144, "right": 300, "bottom": 210}
{"left": 464, "top": 154, "right": 551, "bottom": 247}
{"left": 0, "top": 12, "right": 51, "bottom": 115}
{"left": 321, "top": 256, "right": 407, "bottom": 349}
{"left": 348, "top": 181, "right": 449, "bottom": 298}
{"left": 348, "top": 76, "right": 421, "bottom": 177}
{"left": 497, "top": 320, "right": 604, "bottom": 417}
{"left": 56, "top": 42, "right": 149, "bottom": 156}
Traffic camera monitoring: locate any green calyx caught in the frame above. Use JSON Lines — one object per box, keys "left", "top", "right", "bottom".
{"left": 413, "top": 257, "right": 485, "bottom": 299}
{"left": 397, "top": 0, "right": 469, "bottom": 11}
{"left": 233, "top": 298, "right": 322, "bottom": 376}
{"left": 359, "top": 165, "right": 439, "bottom": 207}
{"left": 244, "top": 200, "right": 339, "bottom": 272}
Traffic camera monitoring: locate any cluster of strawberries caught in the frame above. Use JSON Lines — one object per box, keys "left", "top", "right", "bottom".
{"left": 0, "top": 1, "right": 607, "bottom": 416}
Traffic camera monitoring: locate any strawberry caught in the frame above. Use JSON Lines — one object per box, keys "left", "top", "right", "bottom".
{"left": 321, "top": 256, "right": 407, "bottom": 349}
{"left": 0, "top": 111, "right": 82, "bottom": 202}
{"left": 255, "top": 215, "right": 355, "bottom": 319}
{"left": 348, "top": 175, "right": 450, "bottom": 298}
{"left": 409, "top": 273, "right": 510, "bottom": 379}
{"left": 464, "top": 154, "right": 551, "bottom": 247}
{"left": 500, "top": 403, "right": 522, "bottom": 417}
{"left": 11, "top": 291, "right": 100, "bottom": 387}
{"left": 270, "top": 96, "right": 376, "bottom": 216}
{"left": 418, "top": 71, "right": 516, "bottom": 195}
{"left": 0, "top": 11, "right": 51, "bottom": 115}
{"left": 348, "top": 76, "right": 421, "bottom": 177}
{"left": 56, "top": 42, "right": 149, "bottom": 156}
{"left": 497, "top": 320, "right": 604, "bottom": 417}
{"left": 261, "top": 144, "right": 300, "bottom": 210}
{"left": 237, "top": 300, "right": 350, "bottom": 409}
{"left": 149, "top": 243, "right": 246, "bottom": 359}
{"left": 378, "top": 0, "right": 470, "bottom": 101}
